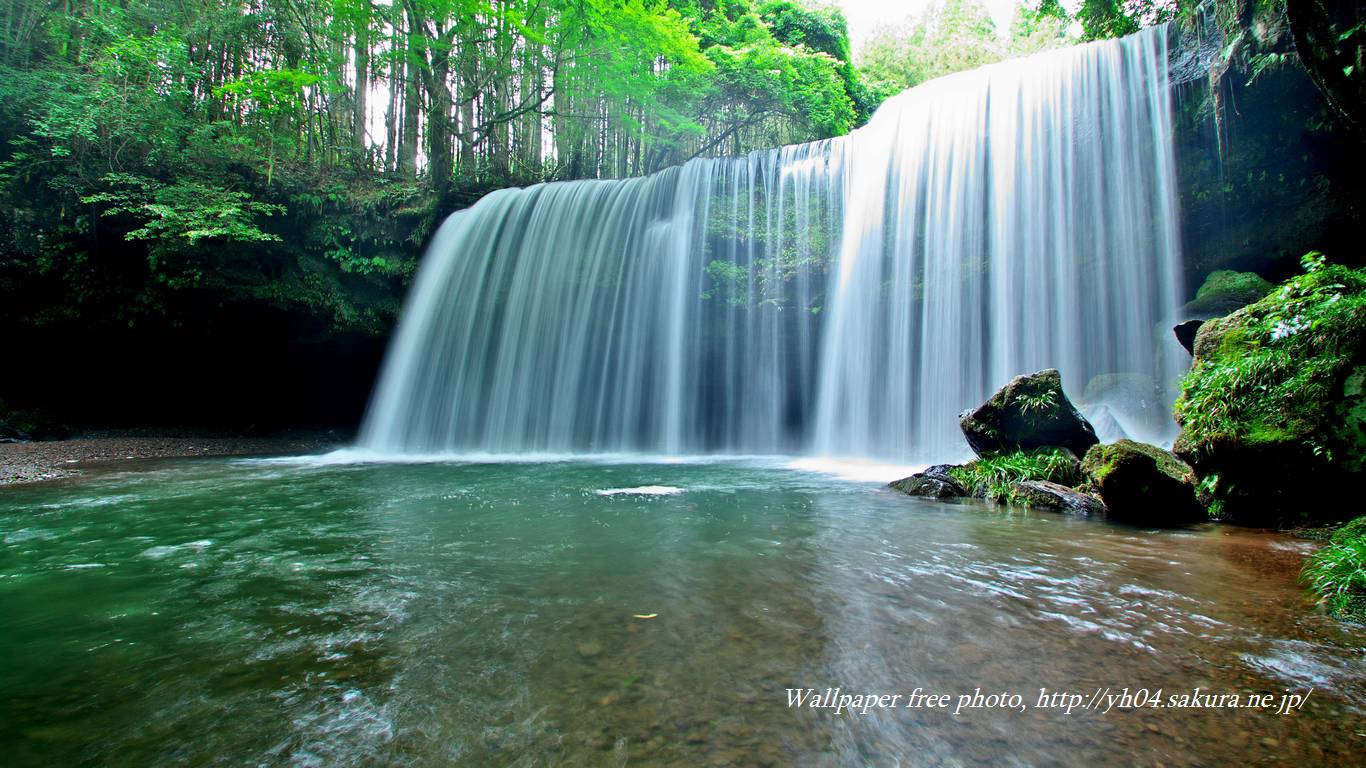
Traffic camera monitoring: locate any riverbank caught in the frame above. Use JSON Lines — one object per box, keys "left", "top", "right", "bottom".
{"left": 0, "top": 431, "right": 345, "bottom": 486}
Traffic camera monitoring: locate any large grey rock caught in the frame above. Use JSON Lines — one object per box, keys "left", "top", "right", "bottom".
{"left": 959, "top": 369, "right": 1098, "bottom": 458}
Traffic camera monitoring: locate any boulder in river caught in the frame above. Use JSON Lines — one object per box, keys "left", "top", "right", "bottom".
{"left": 1080, "top": 440, "right": 1205, "bottom": 525}
{"left": 1013, "top": 480, "right": 1107, "bottom": 517}
{"left": 889, "top": 464, "right": 967, "bottom": 499}
{"left": 959, "top": 369, "right": 1098, "bottom": 458}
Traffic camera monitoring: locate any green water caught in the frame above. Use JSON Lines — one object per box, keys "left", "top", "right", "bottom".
{"left": 1, "top": 458, "right": 1363, "bottom": 766}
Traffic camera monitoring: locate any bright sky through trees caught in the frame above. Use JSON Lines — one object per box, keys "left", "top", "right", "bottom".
{"left": 838, "top": 0, "right": 1022, "bottom": 46}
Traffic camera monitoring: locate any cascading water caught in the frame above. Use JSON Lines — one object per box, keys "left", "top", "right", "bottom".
{"left": 360, "top": 26, "right": 1185, "bottom": 461}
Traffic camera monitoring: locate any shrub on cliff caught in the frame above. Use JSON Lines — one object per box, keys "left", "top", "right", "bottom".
{"left": 1174, "top": 252, "right": 1366, "bottom": 525}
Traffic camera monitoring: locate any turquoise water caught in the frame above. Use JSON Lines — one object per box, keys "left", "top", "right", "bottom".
{"left": 1, "top": 458, "right": 1363, "bottom": 766}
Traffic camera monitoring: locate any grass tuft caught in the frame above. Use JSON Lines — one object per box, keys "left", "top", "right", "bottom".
{"left": 1303, "top": 516, "right": 1366, "bottom": 622}
{"left": 949, "top": 448, "right": 1079, "bottom": 504}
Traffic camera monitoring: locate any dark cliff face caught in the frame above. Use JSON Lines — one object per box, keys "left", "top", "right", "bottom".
{"left": 1169, "top": 14, "right": 1366, "bottom": 295}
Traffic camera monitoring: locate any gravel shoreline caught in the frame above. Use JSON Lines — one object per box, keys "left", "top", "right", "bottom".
{"left": 0, "top": 432, "right": 345, "bottom": 486}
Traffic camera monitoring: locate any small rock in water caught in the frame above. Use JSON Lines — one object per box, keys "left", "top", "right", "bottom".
{"left": 576, "top": 641, "right": 604, "bottom": 659}
{"left": 890, "top": 470, "right": 967, "bottom": 500}
{"left": 1014, "top": 480, "right": 1107, "bottom": 517}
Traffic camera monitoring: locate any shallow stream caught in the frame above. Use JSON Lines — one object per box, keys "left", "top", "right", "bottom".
{"left": 1, "top": 458, "right": 1362, "bottom": 765}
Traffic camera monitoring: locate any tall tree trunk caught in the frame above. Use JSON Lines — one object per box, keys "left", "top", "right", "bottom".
{"left": 399, "top": 11, "right": 421, "bottom": 175}
{"left": 353, "top": 2, "right": 371, "bottom": 156}
{"left": 428, "top": 52, "right": 453, "bottom": 195}
{"left": 457, "top": 17, "right": 477, "bottom": 181}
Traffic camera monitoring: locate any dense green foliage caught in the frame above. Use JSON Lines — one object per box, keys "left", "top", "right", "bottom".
{"left": 1176, "top": 254, "right": 1366, "bottom": 462}
{"left": 0, "top": 0, "right": 877, "bottom": 345}
{"left": 948, "top": 448, "right": 1081, "bottom": 503}
{"left": 1175, "top": 254, "right": 1366, "bottom": 520}
{"left": 1304, "top": 516, "right": 1366, "bottom": 622}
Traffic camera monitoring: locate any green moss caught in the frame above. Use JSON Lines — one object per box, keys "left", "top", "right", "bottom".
{"left": 1303, "top": 515, "right": 1366, "bottom": 622}
{"left": 1195, "top": 269, "right": 1274, "bottom": 304}
{"left": 1183, "top": 270, "right": 1275, "bottom": 315}
{"left": 1174, "top": 255, "right": 1366, "bottom": 523}
{"left": 1176, "top": 255, "right": 1366, "bottom": 458}
{"left": 1084, "top": 439, "right": 1191, "bottom": 482}
{"left": 949, "top": 448, "right": 1080, "bottom": 504}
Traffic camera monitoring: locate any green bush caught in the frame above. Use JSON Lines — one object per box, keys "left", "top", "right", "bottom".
{"left": 949, "top": 448, "right": 1080, "bottom": 503}
{"left": 1303, "top": 516, "right": 1366, "bottom": 622}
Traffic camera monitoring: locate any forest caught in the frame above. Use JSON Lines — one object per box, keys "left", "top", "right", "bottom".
{"left": 0, "top": 0, "right": 1214, "bottom": 429}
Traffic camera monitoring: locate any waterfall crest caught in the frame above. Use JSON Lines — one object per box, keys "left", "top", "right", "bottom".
{"left": 360, "top": 27, "right": 1184, "bottom": 461}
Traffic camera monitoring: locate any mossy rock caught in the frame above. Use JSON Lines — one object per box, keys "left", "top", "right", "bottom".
{"left": 1190, "top": 307, "right": 1258, "bottom": 361}
{"left": 1182, "top": 270, "right": 1274, "bottom": 317}
{"left": 889, "top": 470, "right": 967, "bottom": 499}
{"left": 959, "top": 369, "right": 1098, "bottom": 458}
{"left": 1174, "top": 262, "right": 1366, "bottom": 527}
{"left": 1338, "top": 365, "right": 1366, "bottom": 475}
{"left": 1013, "top": 480, "right": 1107, "bottom": 517}
{"left": 1081, "top": 440, "right": 1205, "bottom": 526}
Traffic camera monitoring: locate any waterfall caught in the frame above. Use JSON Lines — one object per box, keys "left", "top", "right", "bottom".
{"left": 360, "top": 26, "right": 1184, "bottom": 462}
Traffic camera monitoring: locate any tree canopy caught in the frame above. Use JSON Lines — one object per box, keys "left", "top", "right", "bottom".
{"left": 0, "top": 0, "right": 875, "bottom": 337}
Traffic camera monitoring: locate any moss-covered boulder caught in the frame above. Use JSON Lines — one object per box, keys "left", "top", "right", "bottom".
{"left": 1181, "top": 270, "right": 1274, "bottom": 317}
{"left": 959, "top": 369, "right": 1098, "bottom": 458}
{"left": 1013, "top": 480, "right": 1107, "bottom": 517}
{"left": 1189, "top": 307, "right": 1255, "bottom": 361}
{"left": 1174, "top": 256, "right": 1366, "bottom": 527}
{"left": 1081, "top": 440, "right": 1205, "bottom": 525}
{"left": 889, "top": 465, "right": 967, "bottom": 499}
